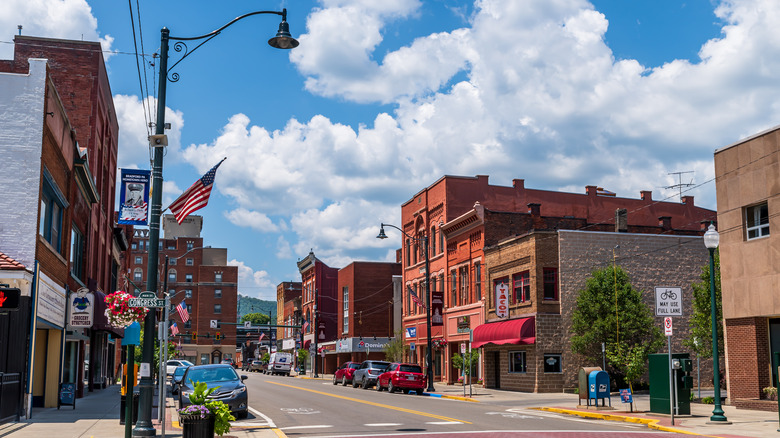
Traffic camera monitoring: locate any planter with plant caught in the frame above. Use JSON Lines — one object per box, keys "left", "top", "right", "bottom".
{"left": 763, "top": 386, "right": 777, "bottom": 401}
{"left": 178, "top": 381, "right": 235, "bottom": 437}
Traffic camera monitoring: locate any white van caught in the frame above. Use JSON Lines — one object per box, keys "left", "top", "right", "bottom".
{"left": 268, "top": 352, "right": 292, "bottom": 376}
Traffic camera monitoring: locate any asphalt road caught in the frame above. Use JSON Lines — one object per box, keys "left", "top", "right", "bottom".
{"left": 235, "top": 373, "right": 693, "bottom": 437}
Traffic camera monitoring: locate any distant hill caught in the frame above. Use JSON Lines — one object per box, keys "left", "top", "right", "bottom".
{"left": 238, "top": 294, "right": 277, "bottom": 323}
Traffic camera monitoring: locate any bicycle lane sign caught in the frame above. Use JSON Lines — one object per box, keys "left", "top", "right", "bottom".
{"left": 655, "top": 287, "right": 683, "bottom": 316}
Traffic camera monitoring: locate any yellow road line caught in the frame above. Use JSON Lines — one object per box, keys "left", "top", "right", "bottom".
{"left": 267, "top": 381, "right": 471, "bottom": 424}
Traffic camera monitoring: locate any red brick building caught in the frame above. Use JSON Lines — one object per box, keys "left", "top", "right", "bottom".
{"left": 297, "top": 251, "right": 338, "bottom": 374}
{"left": 125, "top": 215, "right": 238, "bottom": 364}
{"left": 277, "top": 281, "right": 302, "bottom": 361}
{"left": 398, "top": 175, "right": 714, "bottom": 385}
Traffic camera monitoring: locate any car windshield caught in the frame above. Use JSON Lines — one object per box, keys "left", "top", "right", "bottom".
{"left": 180, "top": 360, "right": 194, "bottom": 367}
{"left": 348, "top": 364, "right": 360, "bottom": 369}
{"left": 399, "top": 365, "right": 422, "bottom": 373}
{"left": 174, "top": 367, "right": 188, "bottom": 377}
{"left": 370, "top": 362, "right": 390, "bottom": 369}
{"left": 186, "top": 366, "right": 239, "bottom": 383}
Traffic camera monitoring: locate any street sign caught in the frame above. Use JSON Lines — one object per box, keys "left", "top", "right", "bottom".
{"left": 128, "top": 291, "right": 165, "bottom": 308}
{"left": 655, "top": 287, "right": 683, "bottom": 316}
{"left": 461, "top": 343, "right": 466, "bottom": 354}
{"left": 664, "top": 317, "right": 673, "bottom": 336}
{"left": 210, "top": 320, "right": 218, "bottom": 328}
{"left": 244, "top": 321, "right": 251, "bottom": 328}
{"left": 410, "top": 342, "right": 415, "bottom": 351}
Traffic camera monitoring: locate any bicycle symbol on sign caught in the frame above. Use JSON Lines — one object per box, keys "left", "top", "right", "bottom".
{"left": 660, "top": 289, "right": 678, "bottom": 301}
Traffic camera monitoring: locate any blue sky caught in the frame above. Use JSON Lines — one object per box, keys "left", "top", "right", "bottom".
{"left": 2, "top": 0, "right": 777, "bottom": 301}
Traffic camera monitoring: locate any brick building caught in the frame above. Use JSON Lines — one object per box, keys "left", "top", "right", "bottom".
{"left": 126, "top": 215, "right": 238, "bottom": 364}
{"left": 714, "top": 125, "right": 780, "bottom": 411}
{"left": 276, "top": 281, "right": 302, "bottom": 364}
{"left": 297, "top": 251, "right": 338, "bottom": 374}
{"left": 330, "top": 261, "right": 402, "bottom": 373}
{"left": 398, "top": 175, "right": 714, "bottom": 386}
{"left": 0, "top": 34, "right": 121, "bottom": 416}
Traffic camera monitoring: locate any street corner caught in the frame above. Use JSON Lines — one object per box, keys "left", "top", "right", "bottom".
{"left": 437, "top": 393, "right": 480, "bottom": 402}
{"left": 532, "top": 407, "right": 706, "bottom": 436}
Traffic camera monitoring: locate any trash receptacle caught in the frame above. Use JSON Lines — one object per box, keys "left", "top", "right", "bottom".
{"left": 578, "top": 367, "right": 601, "bottom": 406}
{"left": 119, "top": 392, "right": 140, "bottom": 425}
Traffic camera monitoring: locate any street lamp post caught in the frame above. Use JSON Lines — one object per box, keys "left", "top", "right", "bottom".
{"left": 135, "top": 11, "right": 298, "bottom": 436}
{"left": 377, "top": 223, "right": 435, "bottom": 393}
{"left": 703, "top": 223, "right": 728, "bottom": 423}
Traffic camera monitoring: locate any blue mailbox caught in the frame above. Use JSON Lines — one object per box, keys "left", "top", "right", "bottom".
{"left": 588, "top": 370, "right": 611, "bottom": 407}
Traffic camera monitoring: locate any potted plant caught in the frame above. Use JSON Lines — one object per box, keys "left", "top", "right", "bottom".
{"left": 763, "top": 386, "right": 777, "bottom": 401}
{"left": 178, "top": 381, "right": 235, "bottom": 437}
{"left": 104, "top": 291, "right": 147, "bottom": 328}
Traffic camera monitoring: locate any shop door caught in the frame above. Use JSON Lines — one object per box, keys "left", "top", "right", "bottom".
{"left": 770, "top": 318, "right": 780, "bottom": 387}
{"left": 492, "top": 351, "right": 500, "bottom": 389}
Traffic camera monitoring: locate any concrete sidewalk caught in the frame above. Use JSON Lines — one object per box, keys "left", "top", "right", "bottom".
{"left": 1, "top": 375, "right": 777, "bottom": 438}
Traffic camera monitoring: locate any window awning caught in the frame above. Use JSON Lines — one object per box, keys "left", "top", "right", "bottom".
{"left": 472, "top": 316, "right": 535, "bottom": 348}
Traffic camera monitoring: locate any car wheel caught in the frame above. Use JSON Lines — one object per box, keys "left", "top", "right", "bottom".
{"left": 352, "top": 378, "right": 359, "bottom": 388}
{"left": 342, "top": 376, "right": 348, "bottom": 386}
{"left": 375, "top": 381, "right": 383, "bottom": 392}
{"left": 361, "top": 378, "right": 369, "bottom": 389}
{"left": 235, "top": 410, "right": 248, "bottom": 419}
{"left": 388, "top": 382, "right": 395, "bottom": 393}
{"left": 333, "top": 375, "right": 338, "bottom": 385}
{"left": 416, "top": 389, "right": 424, "bottom": 395}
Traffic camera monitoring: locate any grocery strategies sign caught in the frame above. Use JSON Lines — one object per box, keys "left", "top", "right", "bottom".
{"left": 68, "top": 287, "right": 94, "bottom": 328}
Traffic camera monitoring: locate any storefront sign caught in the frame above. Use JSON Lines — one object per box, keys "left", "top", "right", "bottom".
{"left": 496, "top": 282, "right": 509, "bottom": 318}
{"left": 336, "top": 337, "right": 391, "bottom": 353}
{"left": 457, "top": 315, "right": 471, "bottom": 333}
{"left": 37, "top": 272, "right": 66, "bottom": 328}
{"left": 405, "top": 327, "right": 416, "bottom": 338}
{"left": 68, "top": 287, "right": 94, "bottom": 328}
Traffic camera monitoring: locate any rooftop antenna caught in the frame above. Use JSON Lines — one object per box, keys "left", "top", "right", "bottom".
{"left": 17, "top": 25, "right": 22, "bottom": 35}
{"left": 665, "top": 171, "right": 695, "bottom": 203}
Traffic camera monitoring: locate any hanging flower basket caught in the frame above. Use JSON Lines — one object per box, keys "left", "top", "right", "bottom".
{"left": 104, "top": 291, "right": 147, "bottom": 328}
{"left": 432, "top": 339, "right": 447, "bottom": 350}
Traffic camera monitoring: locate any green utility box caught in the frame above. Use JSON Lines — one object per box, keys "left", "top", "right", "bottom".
{"left": 649, "top": 353, "right": 692, "bottom": 415}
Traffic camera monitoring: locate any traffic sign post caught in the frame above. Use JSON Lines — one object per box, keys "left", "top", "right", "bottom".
{"left": 665, "top": 316, "right": 674, "bottom": 426}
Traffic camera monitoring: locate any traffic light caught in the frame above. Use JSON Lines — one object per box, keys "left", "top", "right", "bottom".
{"left": 0, "top": 288, "right": 20, "bottom": 310}
{"left": 216, "top": 332, "right": 221, "bottom": 340}
{"left": 192, "top": 332, "right": 197, "bottom": 340}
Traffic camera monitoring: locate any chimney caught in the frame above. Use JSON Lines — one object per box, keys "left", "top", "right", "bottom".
{"left": 658, "top": 216, "right": 672, "bottom": 230}
{"left": 513, "top": 179, "right": 525, "bottom": 190}
{"left": 586, "top": 185, "right": 598, "bottom": 196}
{"left": 682, "top": 196, "right": 694, "bottom": 205}
{"left": 615, "top": 208, "right": 628, "bottom": 233}
{"left": 641, "top": 191, "right": 652, "bottom": 201}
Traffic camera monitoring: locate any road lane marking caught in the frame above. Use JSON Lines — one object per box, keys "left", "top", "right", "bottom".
{"left": 249, "top": 406, "right": 277, "bottom": 428}
{"left": 426, "top": 421, "right": 465, "bottom": 425}
{"left": 280, "top": 425, "right": 334, "bottom": 430}
{"left": 266, "top": 380, "right": 470, "bottom": 424}
{"left": 365, "top": 423, "right": 402, "bottom": 426}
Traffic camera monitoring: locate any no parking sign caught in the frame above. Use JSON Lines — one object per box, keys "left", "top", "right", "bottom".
{"left": 664, "top": 317, "right": 673, "bottom": 336}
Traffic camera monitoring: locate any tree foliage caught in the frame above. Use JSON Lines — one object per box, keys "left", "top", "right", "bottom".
{"left": 571, "top": 265, "right": 663, "bottom": 385}
{"left": 383, "top": 330, "right": 409, "bottom": 362}
{"left": 241, "top": 312, "right": 271, "bottom": 326}
{"left": 451, "top": 350, "right": 480, "bottom": 376}
{"left": 683, "top": 250, "right": 722, "bottom": 358}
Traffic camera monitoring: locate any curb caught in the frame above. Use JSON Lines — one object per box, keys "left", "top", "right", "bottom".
{"left": 534, "top": 407, "right": 706, "bottom": 436}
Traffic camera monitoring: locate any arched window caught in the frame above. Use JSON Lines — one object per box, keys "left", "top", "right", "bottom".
{"left": 168, "top": 269, "right": 177, "bottom": 283}
{"left": 430, "top": 227, "right": 436, "bottom": 255}
{"left": 133, "top": 268, "right": 143, "bottom": 283}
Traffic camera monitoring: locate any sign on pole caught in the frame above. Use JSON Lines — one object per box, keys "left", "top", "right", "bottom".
{"left": 244, "top": 321, "right": 251, "bottom": 328}
{"left": 210, "top": 319, "right": 218, "bottom": 329}
{"left": 664, "top": 316, "right": 673, "bottom": 336}
{"left": 128, "top": 291, "right": 165, "bottom": 308}
{"left": 655, "top": 287, "right": 683, "bottom": 316}
{"left": 461, "top": 342, "right": 466, "bottom": 354}
{"left": 496, "top": 283, "right": 509, "bottom": 318}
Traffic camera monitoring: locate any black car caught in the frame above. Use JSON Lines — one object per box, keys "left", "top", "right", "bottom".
{"left": 178, "top": 364, "right": 248, "bottom": 418}
{"left": 352, "top": 360, "right": 390, "bottom": 389}
{"left": 170, "top": 365, "right": 190, "bottom": 395}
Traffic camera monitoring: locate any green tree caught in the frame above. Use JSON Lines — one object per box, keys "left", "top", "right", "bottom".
{"left": 131, "top": 323, "right": 176, "bottom": 376}
{"left": 571, "top": 265, "right": 663, "bottom": 387}
{"left": 683, "top": 250, "right": 722, "bottom": 358}
{"left": 451, "top": 350, "right": 480, "bottom": 377}
{"left": 297, "top": 349, "right": 309, "bottom": 372}
{"left": 383, "top": 330, "right": 409, "bottom": 362}
{"left": 241, "top": 312, "right": 271, "bottom": 326}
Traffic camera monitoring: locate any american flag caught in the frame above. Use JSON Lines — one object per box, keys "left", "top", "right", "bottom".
{"left": 302, "top": 318, "right": 309, "bottom": 332}
{"left": 176, "top": 300, "right": 189, "bottom": 323}
{"left": 167, "top": 158, "right": 225, "bottom": 224}
{"left": 170, "top": 322, "right": 179, "bottom": 336}
{"left": 408, "top": 285, "right": 426, "bottom": 309}
{"left": 259, "top": 332, "right": 266, "bottom": 342}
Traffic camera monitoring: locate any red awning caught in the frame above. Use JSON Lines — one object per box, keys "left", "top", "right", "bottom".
{"left": 471, "top": 316, "right": 535, "bottom": 348}
{"left": 303, "top": 340, "right": 311, "bottom": 349}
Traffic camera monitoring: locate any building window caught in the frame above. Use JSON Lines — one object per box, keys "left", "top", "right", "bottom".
{"left": 474, "top": 262, "right": 482, "bottom": 301}
{"left": 183, "top": 334, "right": 192, "bottom": 344}
{"left": 186, "top": 258, "right": 193, "bottom": 266}
{"left": 134, "top": 256, "right": 142, "bottom": 265}
{"left": 745, "top": 203, "right": 770, "bottom": 240}
{"left": 342, "top": 286, "right": 349, "bottom": 333}
{"left": 39, "top": 171, "right": 67, "bottom": 253}
{"left": 185, "top": 274, "right": 193, "bottom": 282}
{"left": 169, "top": 258, "right": 177, "bottom": 265}
{"left": 439, "top": 226, "right": 444, "bottom": 255}
{"left": 215, "top": 273, "right": 222, "bottom": 283}
{"left": 543, "top": 268, "right": 558, "bottom": 301}
{"left": 543, "top": 354, "right": 562, "bottom": 373}
{"left": 70, "top": 227, "right": 84, "bottom": 280}
{"left": 184, "top": 321, "right": 191, "bottom": 329}
{"left": 214, "top": 289, "right": 222, "bottom": 299}
{"left": 430, "top": 227, "right": 436, "bottom": 255}
{"left": 168, "top": 269, "right": 176, "bottom": 283}
{"left": 405, "top": 239, "right": 410, "bottom": 266}
{"left": 185, "top": 289, "right": 192, "bottom": 298}
{"left": 450, "top": 271, "right": 457, "bottom": 307}
{"left": 509, "top": 351, "right": 527, "bottom": 373}
{"left": 306, "top": 309, "right": 311, "bottom": 333}
{"left": 431, "top": 277, "right": 437, "bottom": 297}
{"left": 167, "top": 244, "right": 176, "bottom": 250}
{"left": 134, "top": 268, "right": 143, "bottom": 283}
{"left": 412, "top": 238, "right": 418, "bottom": 265}
{"left": 513, "top": 271, "right": 530, "bottom": 303}
{"left": 214, "top": 304, "right": 222, "bottom": 314}
{"left": 187, "top": 242, "right": 194, "bottom": 251}
{"left": 459, "top": 266, "right": 469, "bottom": 305}
{"left": 131, "top": 242, "right": 137, "bottom": 250}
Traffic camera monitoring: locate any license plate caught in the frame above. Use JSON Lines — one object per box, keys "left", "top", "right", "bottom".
{"left": 407, "top": 376, "right": 416, "bottom": 380}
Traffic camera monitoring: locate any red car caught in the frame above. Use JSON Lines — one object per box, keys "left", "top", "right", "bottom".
{"left": 375, "top": 363, "right": 427, "bottom": 395}
{"left": 333, "top": 361, "right": 361, "bottom": 386}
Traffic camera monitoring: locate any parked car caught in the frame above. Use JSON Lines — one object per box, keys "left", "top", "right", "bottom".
{"left": 166, "top": 359, "right": 194, "bottom": 376}
{"left": 220, "top": 358, "right": 237, "bottom": 368}
{"left": 375, "top": 363, "right": 427, "bottom": 395}
{"left": 170, "top": 365, "right": 190, "bottom": 395}
{"left": 268, "top": 352, "right": 292, "bottom": 376}
{"left": 352, "top": 360, "right": 390, "bottom": 389}
{"left": 178, "top": 364, "right": 248, "bottom": 418}
{"left": 333, "top": 361, "right": 361, "bottom": 386}
{"left": 249, "top": 359, "right": 267, "bottom": 373}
